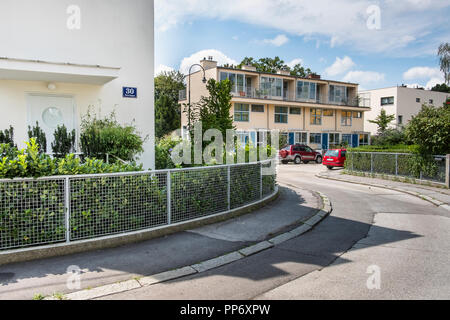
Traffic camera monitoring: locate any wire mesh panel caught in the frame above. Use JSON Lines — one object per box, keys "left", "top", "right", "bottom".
{"left": 0, "top": 178, "right": 66, "bottom": 250}
{"left": 421, "top": 156, "right": 447, "bottom": 183}
{"left": 170, "top": 167, "right": 228, "bottom": 223}
{"left": 70, "top": 173, "right": 167, "bottom": 241}
{"left": 348, "top": 152, "right": 372, "bottom": 172}
{"left": 262, "top": 161, "right": 277, "bottom": 197}
{"left": 230, "top": 163, "right": 261, "bottom": 209}
{"left": 372, "top": 153, "right": 396, "bottom": 175}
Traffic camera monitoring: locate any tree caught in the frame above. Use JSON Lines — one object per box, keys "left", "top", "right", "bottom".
{"left": 154, "top": 70, "right": 185, "bottom": 138}
{"left": 28, "top": 121, "right": 47, "bottom": 153}
{"left": 236, "top": 56, "right": 313, "bottom": 77}
{"left": 0, "top": 126, "right": 16, "bottom": 148}
{"left": 405, "top": 102, "right": 450, "bottom": 155}
{"left": 438, "top": 42, "right": 450, "bottom": 85}
{"left": 155, "top": 95, "right": 180, "bottom": 138}
{"left": 190, "top": 79, "right": 235, "bottom": 138}
{"left": 368, "top": 109, "right": 396, "bottom": 135}
{"left": 431, "top": 83, "right": 450, "bottom": 93}
{"left": 51, "top": 125, "right": 76, "bottom": 158}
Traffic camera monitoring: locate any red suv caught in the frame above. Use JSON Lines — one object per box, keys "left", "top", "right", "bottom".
{"left": 323, "top": 149, "right": 347, "bottom": 169}
{"left": 279, "top": 144, "right": 323, "bottom": 164}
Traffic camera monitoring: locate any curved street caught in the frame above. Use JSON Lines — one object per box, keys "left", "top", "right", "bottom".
{"left": 99, "top": 164, "right": 450, "bottom": 300}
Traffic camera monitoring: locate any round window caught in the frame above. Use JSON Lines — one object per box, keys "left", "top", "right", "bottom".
{"left": 42, "top": 107, "right": 63, "bottom": 128}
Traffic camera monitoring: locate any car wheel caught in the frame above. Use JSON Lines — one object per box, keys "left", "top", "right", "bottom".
{"left": 327, "top": 166, "right": 333, "bottom": 170}
{"left": 316, "top": 156, "right": 323, "bottom": 164}
{"left": 281, "top": 160, "right": 289, "bottom": 164}
{"left": 294, "top": 156, "right": 302, "bottom": 164}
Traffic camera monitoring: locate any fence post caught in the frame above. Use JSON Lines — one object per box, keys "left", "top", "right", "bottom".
{"left": 260, "top": 162, "right": 263, "bottom": 199}
{"left": 446, "top": 154, "right": 450, "bottom": 188}
{"left": 167, "top": 171, "right": 171, "bottom": 225}
{"left": 371, "top": 153, "right": 373, "bottom": 174}
{"left": 395, "top": 154, "right": 398, "bottom": 176}
{"left": 227, "top": 165, "right": 231, "bottom": 211}
{"left": 64, "top": 177, "right": 71, "bottom": 243}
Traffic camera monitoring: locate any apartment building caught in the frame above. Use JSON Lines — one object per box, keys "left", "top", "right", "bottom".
{"left": 0, "top": 0, "right": 155, "bottom": 168}
{"left": 180, "top": 58, "right": 371, "bottom": 150}
{"left": 360, "top": 86, "right": 450, "bottom": 135}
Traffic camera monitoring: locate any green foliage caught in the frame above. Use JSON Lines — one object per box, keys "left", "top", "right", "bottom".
{"left": 155, "top": 135, "right": 183, "bottom": 170}
{"left": 28, "top": 122, "right": 47, "bottom": 153}
{"left": 368, "top": 109, "right": 396, "bottom": 135}
{"left": 371, "top": 128, "right": 410, "bottom": 146}
{"left": 189, "top": 79, "right": 235, "bottom": 139}
{"left": 431, "top": 83, "right": 450, "bottom": 93}
{"left": 155, "top": 70, "right": 185, "bottom": 138}
{"left": 51, "top": 125, "right": 76, "bottom": 158}
{"left": 348, "top": 144, "right": 419, "bottom": 153}
{"left": 155, "top": 95, "right": 180, "bottom": 138}
{"left": 237, "top": 56, "right": 313, "bottom": 77}
{"left": 80, "top": 108, "right": 145, "bottom": 162}
{"left": 405, "top": 103, "right": 450, "bottom": 155}
{"left": 0, "top": 126, "right": 16, "bottom": 148}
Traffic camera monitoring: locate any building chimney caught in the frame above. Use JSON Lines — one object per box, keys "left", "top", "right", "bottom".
{"left": 307, "top": 73, "right": 321, "bottom": 80}
{"left": 242, "top": 64, "right": 257, "bottom": 71}
{"left": 276, "top": 68, "right": 291, "bottom": 76}
{"left": 200, "top": 57, "right": 217, "bottom": 70}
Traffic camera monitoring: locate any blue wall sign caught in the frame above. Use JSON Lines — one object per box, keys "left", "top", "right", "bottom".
{"left": 123, "top": 87, "right": 137, "bottom": 98}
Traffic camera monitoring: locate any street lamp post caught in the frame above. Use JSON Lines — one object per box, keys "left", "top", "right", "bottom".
{"left": 187, "top": 64, "right": 207, "bottom": 132}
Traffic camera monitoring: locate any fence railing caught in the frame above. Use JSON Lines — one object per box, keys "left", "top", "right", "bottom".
{"left": 345, "top": 152, "right": 448, "bottom": 185}
{"left": 0, "top": 160, "right": 277, "bottom": 251}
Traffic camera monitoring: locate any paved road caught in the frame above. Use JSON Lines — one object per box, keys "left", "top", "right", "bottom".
{"left": 100, "top": 164, "right": 450, "bottom": 300}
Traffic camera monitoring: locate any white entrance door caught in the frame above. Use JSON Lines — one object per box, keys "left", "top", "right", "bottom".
{"left": 27, "top": 94, "right": 76, "bottom": 153}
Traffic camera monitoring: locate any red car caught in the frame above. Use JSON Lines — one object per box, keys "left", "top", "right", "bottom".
{"left": 323, "top": 149, "right": 347, "bottom": 169}
{"left": 279, "top": 144, "right": 323, "bottom": 164}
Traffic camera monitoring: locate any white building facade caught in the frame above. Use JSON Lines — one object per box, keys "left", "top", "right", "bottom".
{"left": 360, "top": 86, "right": 450, "bottom": 135}
{"left": 0, "top": 0, "right": 155, "bottom": 169}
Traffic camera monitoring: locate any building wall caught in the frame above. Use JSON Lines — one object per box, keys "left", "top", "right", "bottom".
{"left": 0, "top": 0, "right": 155, "bottom": 168}
{"left": 361, "top": 87, "right": 398, "bottom": 135}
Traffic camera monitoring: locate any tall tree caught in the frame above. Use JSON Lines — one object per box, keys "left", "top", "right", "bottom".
{"left": 438, "top": 42, "right": 450, "bottom": 85}
{"left": 368, "top": 109, "right": 396, "bottom": 135}
{"left": 154, "top": 70, "right": 185, "bottom": 138}
{"left": 431, "top": 83, "right": 450, "bottom": 93}
{"left": 237, "top": 56, "right": 313, "bottom": 77}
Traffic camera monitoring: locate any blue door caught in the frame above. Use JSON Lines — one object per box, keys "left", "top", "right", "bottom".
{"left": 322, "top": 133, "right": 329, "bottom": 150}
{"left": 289, "top": 132, "right": 295, "bottom": 145}
{"left": 352, "top": 134, "right": 359, "bottom": 148}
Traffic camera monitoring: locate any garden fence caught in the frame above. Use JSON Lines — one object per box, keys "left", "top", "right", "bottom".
{"left": 346, "top": 152, "right": 448, "bottom": 185}
{"left": 0, "top": 160, "right": 277, "bottom": 251}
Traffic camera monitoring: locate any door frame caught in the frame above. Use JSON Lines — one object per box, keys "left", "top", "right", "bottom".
{"left": 26, "top": 93, "right": 78, "bottom": 153}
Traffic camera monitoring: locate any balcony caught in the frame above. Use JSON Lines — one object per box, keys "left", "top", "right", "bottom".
{"left": 179, "top": 89, "right": 187, "bottom": 101}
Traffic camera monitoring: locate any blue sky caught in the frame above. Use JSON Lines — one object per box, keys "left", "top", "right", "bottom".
{"left": 155, "top": 0, "right": 450, "bottom": 90}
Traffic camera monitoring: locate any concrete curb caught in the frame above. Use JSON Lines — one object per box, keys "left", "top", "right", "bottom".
{"left": 317, "top": 173, "right": 450, "bottom": 212}
{"left": 44, "top": 190, "right": 333, "bottom": 301}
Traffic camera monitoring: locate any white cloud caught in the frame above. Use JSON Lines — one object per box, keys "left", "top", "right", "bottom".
{"left": 342, "top": 71, "right": 385, "bottom": 85}
{"left": 155, "top": 64, "right": 175, "bottom": 76}
{"left": 287, "top": 58, "right": 304, "bottom": 68}
{"left": 179, "top": 49, "right": 238, "bottom": 75}
{"left": 259, "top": 34, "right": 289, "bottom": 47}
{"left": 403, "top": 66, "right": 442, "bottom": 80}
{"left": 155, "top": 0, "right": 449, "bottom": 55}
{"left": 325, "top": 56, "right": 355, "bottom": 77}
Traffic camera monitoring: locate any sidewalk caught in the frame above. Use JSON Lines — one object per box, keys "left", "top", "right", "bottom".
{"left": 319, "top": 169, "right": 450, "bottom": 209}
{"left": 0, "top": 185, "right": 320, "bottom": 300}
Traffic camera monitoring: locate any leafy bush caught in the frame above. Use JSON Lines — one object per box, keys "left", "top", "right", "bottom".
{"left": 28, "top": 122, "right": 47, "bottom": 153}
{"left": 51, "top": 125, "right": 76, "bottom": 158}
{"left": 371, "top": 129, "right": 410, "bottom": 147}
{"left": 0, "top": 139, "right": 142, "bottom": 179}
{"left": 155, "top": 135, "right": 183, "bottom": 170}
{"left": 348, "top": 144, "right": 419, "bottom": 153}
{"left": 0, "top": 126, "right": 16, "bottom": 148}
{"left": 80, "top": 108, "right": 145, "bottom": 162}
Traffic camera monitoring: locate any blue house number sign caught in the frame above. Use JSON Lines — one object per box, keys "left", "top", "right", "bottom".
{"left": 123, "top": 87, "right": 137, "bottom": 98}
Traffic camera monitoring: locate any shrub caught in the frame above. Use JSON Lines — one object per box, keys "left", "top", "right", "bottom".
{"left": 28, "top": 122, "right": 47, "bottom": 153}
{"left": 371, "top": 129, "right": 410, "bottom": 146}
{"left": 51, "top": 125, "right": 76, "bottom": 158}
{"left": 80, "top": 108, "right": 145, "bottom": 162}
{"left": 155, "top": 135, "right": 183, "bottom": 170}
{"left": 0, "top": 126, "right": 16, "bottom": 148}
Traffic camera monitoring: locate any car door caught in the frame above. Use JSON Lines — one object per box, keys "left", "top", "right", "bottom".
{"left": 305, "top": 146, "right": 316, "bottom": 160}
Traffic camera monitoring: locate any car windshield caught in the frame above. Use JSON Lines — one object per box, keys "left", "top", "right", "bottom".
{"left": 325, "top": 150, "right": 339, "bottom": 157}
{"left": 282, "top": 146, "right": 290, "bottom": 151}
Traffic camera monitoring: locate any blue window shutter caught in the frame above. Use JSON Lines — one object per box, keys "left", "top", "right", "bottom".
{"left": 250, "top": 131, "right": 257, "bottom": 146}
{"left": 322, "top": 133, "right": 329, "bottom": 150}
{"left": 289, "top": 132, "right": 295, "bottom": 145}
{"left": 352, "top": 134, "right": 359, "bottom": 148}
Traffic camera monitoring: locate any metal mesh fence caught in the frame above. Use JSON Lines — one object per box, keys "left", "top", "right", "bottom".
{"left": 170, "top": 167, "right": 228, "bottom": 223}
{"left": 347, "top": 152, "right": 447, "bottom": 184}
{"left": 230, "top": 163, "right": 261, "bottom": 209}
{"left": 0, "top": 178, "right": 66, "bottom": 250}
{"left": 70, "top": 173, "right": 168, "bottom": 241}
{"left": 1, "top": 161, "right": 277, "bottom": 250}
